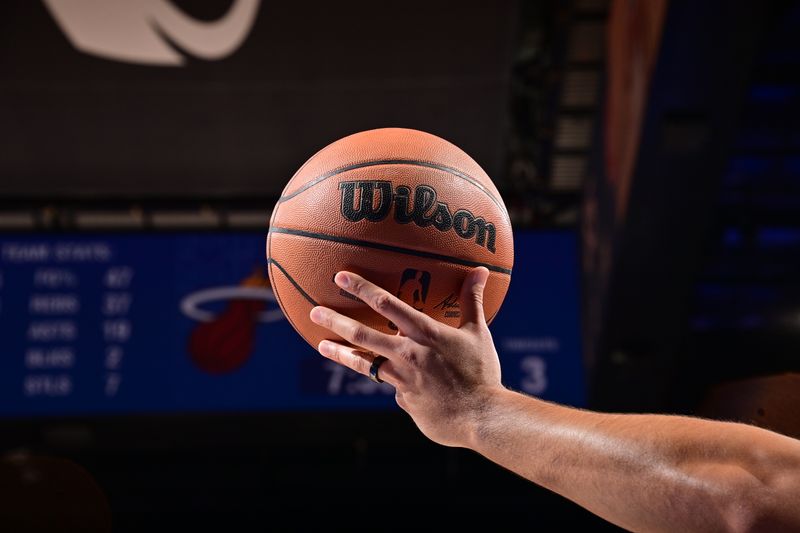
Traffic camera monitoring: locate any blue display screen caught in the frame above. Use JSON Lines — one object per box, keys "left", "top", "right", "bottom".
{"left": 0, "top": 231, "right": 583, "bottom": 416}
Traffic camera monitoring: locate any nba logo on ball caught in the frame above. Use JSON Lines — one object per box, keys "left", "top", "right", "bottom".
{"left": 388, "top": 268, "right": 432, "bottom": 331}
{"left": 266, "top": 128, "right": 513, "bottom": 348}
{"left": 396, "top": 269, "right": 431, "bottom": 312}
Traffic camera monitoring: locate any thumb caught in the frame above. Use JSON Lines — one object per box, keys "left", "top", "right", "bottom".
{"left": 459, "top": 267, "right": 490, "bottom": 328}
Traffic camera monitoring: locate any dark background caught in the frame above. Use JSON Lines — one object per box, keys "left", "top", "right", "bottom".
{"left": 2, "top": 0, "right": 800, "bottom": 531}
{"left": 1, "top": 0, "right": 513, "bottom": 197}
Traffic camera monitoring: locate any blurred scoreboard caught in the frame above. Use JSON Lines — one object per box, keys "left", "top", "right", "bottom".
{"left": 0, "top": 231, "right": 584, "bottom": 416}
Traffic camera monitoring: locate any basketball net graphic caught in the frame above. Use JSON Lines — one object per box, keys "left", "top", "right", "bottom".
{"left": 42, "top": 0, "right": 261, "bottom": 66}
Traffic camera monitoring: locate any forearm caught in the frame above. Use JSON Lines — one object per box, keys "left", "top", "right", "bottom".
{"left": 467, "top": 388, "right": 800, "bottom": 533}
{"left": 308, "top": 269, "right": 800, "bottom": 531}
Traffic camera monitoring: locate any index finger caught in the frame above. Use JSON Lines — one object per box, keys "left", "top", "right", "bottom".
{"left": 334, "top": 271, "right": 440, "bottom": 345}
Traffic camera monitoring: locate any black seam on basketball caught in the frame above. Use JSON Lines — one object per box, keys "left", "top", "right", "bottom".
{"left": 277, "top": 159, "right": 510, "bottom": 223}
{"left": 267, "top": 233, "right": 316, "bottom": 347}
{"left": 269, "top": 226, "right": 512, "bottom": 275}
{"left": 267, "top": 257, "right": 319, "bottom": 306}
{"left": 267, "top": 261, "right": 315, "bottom": 348}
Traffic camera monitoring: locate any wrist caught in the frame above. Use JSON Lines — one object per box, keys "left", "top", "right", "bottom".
{"left": 462, "top": 385, "right": 517, "bottom": 451}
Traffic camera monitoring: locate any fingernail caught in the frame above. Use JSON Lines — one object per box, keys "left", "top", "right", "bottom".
{"left": 318, "top": 340, "right": 333, "bottom": 356}
{"left": 310, "top": 306, "right": 324, "bottom": 323}
{"left": 334, "top": 272, "right": 350, "bottom": 288}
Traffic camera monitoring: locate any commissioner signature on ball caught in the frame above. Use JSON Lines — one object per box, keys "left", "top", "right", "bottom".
{"left": 433, "top": 293, "right": 460, "bottom": 310}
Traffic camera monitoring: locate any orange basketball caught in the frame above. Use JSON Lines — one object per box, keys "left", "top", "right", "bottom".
{"left": 266, "top": 128, "right": 513, "bottom": 348}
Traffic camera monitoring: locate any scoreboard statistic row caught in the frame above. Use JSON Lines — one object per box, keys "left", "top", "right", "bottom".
{"left": 0, "top": 231, "right": 584, "bottom": 417}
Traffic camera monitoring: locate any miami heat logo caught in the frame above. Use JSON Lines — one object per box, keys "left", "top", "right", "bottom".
{"left": 180, "top": 269, "right": 283, "bottom": 374}
{"left": 43, "top": 0, "right": 261, "bottom": 66}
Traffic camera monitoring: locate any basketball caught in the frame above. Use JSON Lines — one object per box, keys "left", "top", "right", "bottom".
{"left": 266, "top": 128, "right": 513, "bottom": 348}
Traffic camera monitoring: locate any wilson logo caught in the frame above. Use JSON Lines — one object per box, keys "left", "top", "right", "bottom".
{"left": 339, "top": 181, "right": 497, "bottom": 253}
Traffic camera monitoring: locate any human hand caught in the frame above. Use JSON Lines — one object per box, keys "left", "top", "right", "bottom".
{"left": 309, "top": 267, "right": 503, "bottom": 448}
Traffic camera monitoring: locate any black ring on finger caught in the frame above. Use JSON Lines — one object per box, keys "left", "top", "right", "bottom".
{"left": 369, "top": 355, "right": 388, "bottom": 384}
